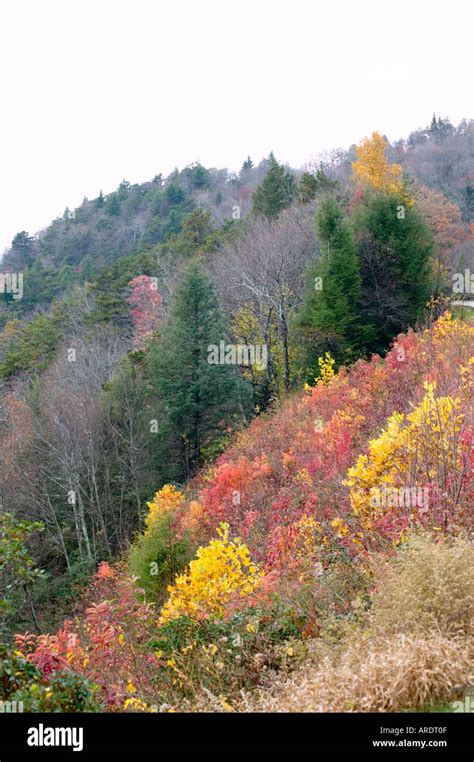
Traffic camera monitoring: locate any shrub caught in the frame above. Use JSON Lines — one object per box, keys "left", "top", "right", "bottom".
{"left": 0, "top": 642, "right": 41, "bottom": 698}
{"left": 159, "top": 523, "right": 263, "bottom": 625}
{"left": 0, "top": 643, "right": 100, "bottom": 712}
{"left": 129, "top": 485, "right": 191, "bottom": 602}
{"left": 15, "top": 564, "right": 159, "bottom": 709}
{"left": 148, "top": 611, "right": 294, "bottom": 706}
{"left": 11, "top": 670, "right": 101, "bottom": 712}
{"left": 343, "top": 379, "right": 472, "bottom": 551}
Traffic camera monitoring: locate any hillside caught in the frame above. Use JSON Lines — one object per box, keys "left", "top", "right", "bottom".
{"left": 1, "top": 117, "right": 473, "bottom": 322}
{"left": 0, "top": 118, "right": 473, "bottom": 715}
{"left": 7, "top": 313, "right": 474, "bottom": 713}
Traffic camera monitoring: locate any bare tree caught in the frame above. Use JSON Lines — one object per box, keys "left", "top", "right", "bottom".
{"left": 212, "top": 203, "right": 319, "bottom": 393}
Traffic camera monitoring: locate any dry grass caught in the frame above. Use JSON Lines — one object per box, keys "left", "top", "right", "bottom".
{"left": 369, "top": 533, "right": 474, "bottom": 637}
{"left": 176, "top": 533, "right": 474, "bottom": 712}
{"left": 238, "top": 634, "right": 473, "bottom": 712}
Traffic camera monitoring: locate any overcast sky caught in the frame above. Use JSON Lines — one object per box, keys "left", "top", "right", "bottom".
{"left": 0, "top": 0, "right": 472, "bottom": 252}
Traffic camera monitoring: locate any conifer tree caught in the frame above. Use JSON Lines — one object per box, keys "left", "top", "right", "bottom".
{"left": 239, "top": 156, "right": 254, "bottom": 182}
{"left": 297, "top": 168, "right": 339, "bottom": 202}
{"left": 252, "top": 153, "right": 295, "bottom": 220}
{"left": 6, "top": 231, "right": 36, "bottom": 269}
{"left": 353, "top": 192, "right": 434, "bottom": 354}
{"left": 297, "top": 196, "right": 362, "bottom": 371}
{"left": 148, "top": 260, "right": 248, "bottom": 480}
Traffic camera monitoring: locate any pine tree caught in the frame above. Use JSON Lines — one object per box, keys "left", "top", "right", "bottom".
{"left": 436, "top": 116, "right": 454, "bottom": 142}
{"left": 184, "top": 163, "right": 211, "bottom": 190}
{"left": 296, "top": 196, "right": 362, "bottom": 371}
{"left": 297, "top": 168, "right": 339, "bottom": 202}
{"left": 252, "top": 153, "right": 295, "bottom": 220}
{"left": 240, "top": 156, "right": 254, "bottom": 180}
{"left": 79, "top": 255, "right": 97, "bottom": 283}
{"left": 429, "top": 113, "right": 439, "bottom": 138}
{"left": 297, "top": 172, "right": 319, "bottom": 203}
{"left": 169, "top": 209, "right": 214, "bottom": 257}
{"left": 148, "top": 260, "right": 248, "bottom": 480}
{"left": 463, "top": 182, "right": 474, "bottom": 220}
{"left": 6, "top": 231, "right": 36, "bottom": 269}
{"left": 353, "top": 192, "right": 434, "bottom": 354}
{"left": 106, "top": 192, "right": 120, "bottom": 217}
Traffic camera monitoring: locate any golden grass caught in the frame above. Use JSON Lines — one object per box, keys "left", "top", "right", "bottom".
{"left": 238, "top": 634, "right": 473, "bottom": 712}
{"left": 369, "top": 533, "right": 474, "bottom": 638}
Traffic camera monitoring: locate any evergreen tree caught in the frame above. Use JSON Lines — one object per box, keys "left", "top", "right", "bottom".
{"left": 6, "top": 231, "right": 36, "bottom": 269}
{"left": 106, "top": 192, "right": 120, "bottom": 217}
{"left": 429, "top": 113, "right": 439, "bottom": 138}
{"left": 167, "top": 209, "right": 214, "bottom": 258}
{"left": 118, "top": 180, "right": 131, "bottom": 200}
{"left": 147, "top": 261, "right": 248, "bottom": 480}
{"left": 463, "top": 182, "right": 474, "bottom": 220}
{"left": 79, "top": 255, "right": 97, "bottom": 283}
{"left": 184, "top": 163, "right": 211, "bottom": 190}
{"left": 436, "top": 116, "right": 454, "bottom": 141}
{"left": 252, "top": 153, "right": 295, "bottom": 220}
{"left": 0, "top": 314, "right": 61, "bottom": 379}
{"left": 165, "top": 182, "right": 186, "bottom": 205}
{"left": 239, "top": 156, "right": 254, "bottom": 181}
{"left": 296, "top": 196, "right": 362, "bottom": 371}
{"left": 297, "top": 168, "right": 339, "bottom": 202}
{"left": 353, "top": 192, "right": 434, "bottom": 354}
{"left": 56, "top": 263, "right": 75, "bottom": 293}
{"left": 103, "top": 354, "right": 156, "bottom": 523}
{"left": 297, "top": 172, "right": 319, "bottom": 203}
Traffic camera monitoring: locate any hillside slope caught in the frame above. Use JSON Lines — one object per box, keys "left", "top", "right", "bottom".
{"left": 8, "top": 313, "right": 473, "bottom": 712}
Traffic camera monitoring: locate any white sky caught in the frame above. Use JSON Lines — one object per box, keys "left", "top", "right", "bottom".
{"left": 0, "top": 0, "right": 473, "bottom": 252}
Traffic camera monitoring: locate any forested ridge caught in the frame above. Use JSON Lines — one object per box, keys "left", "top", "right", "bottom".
{"left": 0, "top": 116, "right": 473, "bottom": 713}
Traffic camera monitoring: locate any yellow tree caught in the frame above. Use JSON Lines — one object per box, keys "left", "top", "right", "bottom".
{"left": 352, "top": 132, "right": 405, "bottom": 196}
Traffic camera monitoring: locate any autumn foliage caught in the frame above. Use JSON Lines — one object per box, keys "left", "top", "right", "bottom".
{"left": 13, "top": 313, "right": 474, "bottom": 711}
{"left": 352, "top": 131, "right": 405, "bottom": 196}
{"left": 159, "top": 523, "right": 263, "bottom": 624}
{"left": 126, "top": 275, "right": 163, "bottom": 349}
